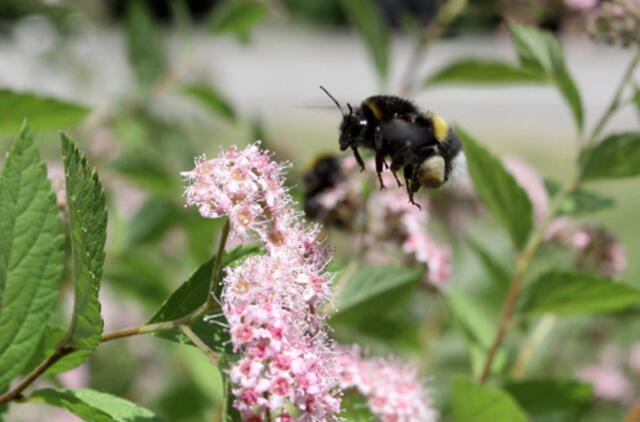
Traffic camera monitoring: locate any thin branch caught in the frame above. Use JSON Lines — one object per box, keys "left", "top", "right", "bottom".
{"left": 180, "top": 324, "right": 221, "bottom": 366}
{"left": 510, "top": 315, "right": 556, "bottom": 379}
{"left": 0, "top": 345, "right": 74, "bottom": 404}
{"left": 397, "top": 0, "right": 467, "bottom": 96}
{"left": 588, "top": 46, "right": 640, "bottom": 146}
{"left": 478, "top": 177, "right": 579, "bottom": 383}
{"left": 624, "top": 394, "right": 640, "bottom": 422}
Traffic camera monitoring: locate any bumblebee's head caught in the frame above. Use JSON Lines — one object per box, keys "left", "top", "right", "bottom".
{"left": 320, "top": 86, "right": 366, "bottom": 151}
{"left": 338, "top": 104, "right": 367, "bottom": 151}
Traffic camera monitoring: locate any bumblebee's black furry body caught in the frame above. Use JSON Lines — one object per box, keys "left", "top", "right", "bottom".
{"left": 333, "top": 93, "right": 462, "bottom": 205}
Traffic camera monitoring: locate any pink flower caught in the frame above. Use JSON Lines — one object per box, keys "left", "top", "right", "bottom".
{"left": 182, "top": 143, "right": 291, "bottom": 242}
{"left": 545, "top": 220, "right": 627, "bottom": 277}
{"left": 565, "top": 0, "right": 599, "bottom": 10}
{"left": 629, "top": 343, "right": 640, "bottom": 374}
{"left": 503, "top": 157, "right": 549, "bottom": 223}
{"left": 579, "top": 366, "right": 633, "bottom": 402}
{"left": 578, "top": 346, "right": 634, "bottom": 403}
{"left": 338, "top": 345, "right": 438, "bottom": 422}
{"left": 372, "top": 189, "right": 452, "bottom": 287}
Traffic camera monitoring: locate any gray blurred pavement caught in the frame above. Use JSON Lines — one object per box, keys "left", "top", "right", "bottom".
{"left": 1, "top": 19, "right": 638, "bottom": 145}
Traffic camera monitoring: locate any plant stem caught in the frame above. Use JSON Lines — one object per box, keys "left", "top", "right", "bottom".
{"left": 478, "top": 177, "right": 579, "bottom": 383}
{"left": 0, "top": 345, "right": 74, "bottom": 404}
{"left": 397, "top": 0, "right": 467, "bottom": 96}
{"left": 588, "top": 46, "right": 640, "bottom": 146}
{"left": 510, "top": 315, "right": 556, "bottom": 379}
{"left": 624, "top": 394, "right": 640, "bottom": 422}
{"left": 180, "top": 324, "right": 220, "bottom": 365}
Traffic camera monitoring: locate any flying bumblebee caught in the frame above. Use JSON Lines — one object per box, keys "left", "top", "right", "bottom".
{"left": 319, "top": 86, "right": 465, "bottom": 207}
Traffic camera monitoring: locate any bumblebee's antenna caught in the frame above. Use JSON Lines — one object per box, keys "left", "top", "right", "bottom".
{"left": 319, "top": 86, "right": 342, "bottom": 111}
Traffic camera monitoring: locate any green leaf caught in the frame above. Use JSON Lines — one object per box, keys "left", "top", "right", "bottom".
{"left": 184, "top": 213, "right": 225, "bottom": 262}
{"left": 0, "top": 89, "right": 89, "bottom": 134}
{"left": 425, "top": 59, "right": 547, "bottom": 86}
{"left": 0, "top": 123, "right": 64, "bottom": 389}
{"left": 339, "top": 0, "right": 389, "bottom": 85}
{"left": 108, "top": 153, "right": 177, "bottom": 194}
{"left": 177, "top": 346, "right": 224, "bottom": 400}
{"left": 508, "top": 21, "right": 583, "bottom": 131}
{"left": 451, "top": 376, "right": 527, "bottom": 422}
{"left": 581, "top": 132, "right": 640, "bottom": 180}
{"left": 148, "top": 245, "right": 261, "bottom": 354}
{"left": 30, "top": 388, "right": 165, "bottom": 422}
{"left": 180, "top": 84, "right": 236, "bottom": 122}
{"left": 341, "top": 392, "right": 376, "bottom": 420}
{"left": 520, "top": 271, "right": 640, "bottom": 315}
{"left": 22, "top": 326, "right": 89, "bottom": 376}
{"left": 446, "top": 287, "right": 506, "bottom": 377}
{"left": 127, "top": 197, "right": 181, "bottom": 245}
{"left": 104, "top": 251, "right": 172, "bottom": 308}
{"left": 633, "top": 85, "right": 640, "bottom": 122}
{"left": 61, "top": 134, "right": 107, "bottom": 350}
{"left": 544, "top": 179, "right": 615, "bottom": 215}
{"left": 457, "top": 127, "right": 533, "bottom": 250}
{"left": 504, "top": 379, "right": 592, "bottom": 415}
{"left": 208, "top": 0, "right": 268, "bottom": 42}
{"left": 332, "top": 265, "right": 422, "bottom": 317}
{"left": 468, "top": 238, "right": 511, "bottom": 289}
{"left": 126, "top": 0, "right": 166, "bottom": 90}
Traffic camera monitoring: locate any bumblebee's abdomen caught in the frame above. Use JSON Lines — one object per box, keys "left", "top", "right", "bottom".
{"left": 362, "top": 95, "right": 418, "bottom": 121}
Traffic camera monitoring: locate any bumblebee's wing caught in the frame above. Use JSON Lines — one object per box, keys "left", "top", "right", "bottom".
{"left": 361, "top": 95, "right": 418, "bottom": 121}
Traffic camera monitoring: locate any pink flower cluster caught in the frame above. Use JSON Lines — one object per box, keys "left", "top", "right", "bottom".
{"left": 546, "top": 218, "right": 627, "bottom": 277}
{"left": 338, "top": 346, "right": 438, "bottom": 422}
{"left": 184, "top": 143, "right": 341, "bottom": 420}
{"left": 565, "top": 0, "right": 599, "bottom": 11}
{"left": 224, "top": 256, "right": 340, "bottom": 420}
{"left": 371, "top": 189, "right": 451, "bottom": 287}
{"left": 578, "top": 345, "right": 639, "bottom": 403}
{"left": 587, "top": 0, "right": 640, "bottom": 47}
{"left": 182, "top": 142, "right": 291, "bottom": 241}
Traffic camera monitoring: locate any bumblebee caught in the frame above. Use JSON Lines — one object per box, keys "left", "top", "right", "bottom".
{"left": 303, "top": 155, "right": 343, "bottom": 216}
{"left": 320, "top": 86, "right": 464, "bottom": 207}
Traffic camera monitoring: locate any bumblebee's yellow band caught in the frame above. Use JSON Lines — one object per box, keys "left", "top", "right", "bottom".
{"left": 363, "top": 99, "right": 384, "bottom": 120}
{"left": 432, "top": 115, "right": 449, "bottom": 143}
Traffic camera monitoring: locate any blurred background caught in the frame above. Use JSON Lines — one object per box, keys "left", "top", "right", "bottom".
{"left": 1, "top": 0, "right": 639, "bottom": 421}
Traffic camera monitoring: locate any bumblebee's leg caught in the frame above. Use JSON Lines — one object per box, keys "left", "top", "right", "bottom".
{"left": 375, "top": 152, "right": 386, "bottom": 189}
{"left": 403, "top": 165, "right": 414, "bottom": 201}
{"left": 404, "top": 164, "right": 422, "bottom": 209}
{"left": 388, "top": 149, "right": 405, "bottom": 188}
{"left": 351, "top": 145, "right": 366, "bottom": 171}
{"left": 390, "top": 169, "right": 403, "bottom": 187}
{"left": 374, "top": 126, "right": 383, "bottom": 151}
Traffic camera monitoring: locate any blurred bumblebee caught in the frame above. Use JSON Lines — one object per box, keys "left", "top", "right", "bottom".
{"left": 303, "top": 155, "right": 353, "bottom": 228}
{"left": 320, "top": 86, "right": 465, "bottom": 207}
